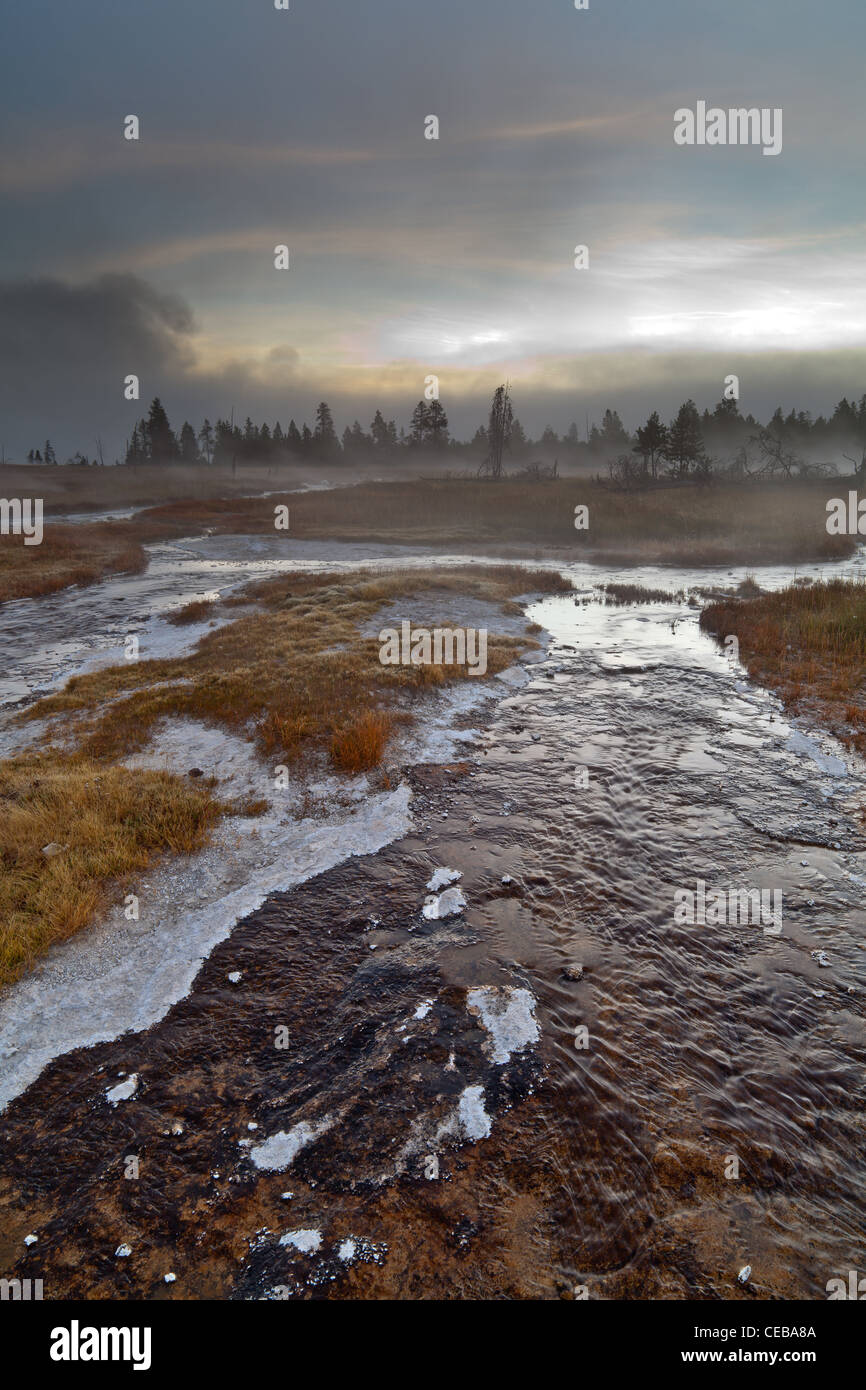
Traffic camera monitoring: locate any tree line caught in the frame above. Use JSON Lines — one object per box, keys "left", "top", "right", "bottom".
{"left": 22, "top": 386, "right": 866, "bottom": 479}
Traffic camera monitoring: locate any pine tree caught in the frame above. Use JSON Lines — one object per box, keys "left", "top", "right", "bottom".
{"left": 198, "top": 419, "right": 214, "bottom": 464}
{"left": 662, "top": 401, "right": 706, "bottom": 478}
{"left": 483, "top": 383, "right": 513, "bottom": 479}
{"left": 633, "top": 411, "right": 668, "bottom": 479}
{"left": 370, "top": 409, "right": 390, "bottom": 449}
{"left": 313, "top": 402, "right": 338, "bottom": 455}
{"left": 409, "top": 400, "right": 429, "bottom": 447}
{"left": 600, "top": 409, "right": 629, "bottom": 447}
{"left": 426, "top": 399, "right": 449, "bottom": 447}
{"left": 179, "top": 421, "right": 199, "bottom": 463}
{"left": 145, "top": 398, "right": 178, "bottom": 460}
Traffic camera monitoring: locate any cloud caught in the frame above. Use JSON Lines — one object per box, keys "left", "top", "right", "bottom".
{"left": 1, "top": 270, "right": 865, "bottom": 463}
{"left": 0, "top": 275, "right": 197, "bottom": 457}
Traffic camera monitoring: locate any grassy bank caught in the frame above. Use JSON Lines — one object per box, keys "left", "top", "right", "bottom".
{"left": 135, "top": 476, "right": 856, "bottom": 566}
{"left": 22, "top": 566, "right": 567, "bottom": 763}
{"left": 2, "top": 477, "right": 855, "bottom": 606}
{"left": 701, "top": 579, "right": 866, "bottom": 755}
{"left": 0, "top": 755, "right": 224, "bottom": 987}
{"left": 2, "top": 565, "right": 568, "bottom": 984}
{"left": 0, "top": 522, "right": 146, "bottom": 603}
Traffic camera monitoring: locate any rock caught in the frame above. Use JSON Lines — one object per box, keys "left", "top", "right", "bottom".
{"left": 105, "top": 1073, "right": 139, "bottom": 1105}
{"left": 23, "top": 1234, "right": 37, "bottom": 1246}
{"left": 227, "top": 971, "right": 242, "bottom": 984}
{"left": 561, "top": 964, "right": 584, "bottom": 982}
{"left": 427, "top": 867, "right": 462, "bottom": 892}
{"left": 737, "top": 1264, "right": 752, "bottom": 1285}
{"left": 811, "top": 950, "right": 831, "bottom": 968}
{"left": 188, "top": 768, "right": 204, "bottom": 778}
{"left": 164, "top": 1273, "right": 176, "bottom": 1284}
{"left": 41, "top": 842, "right": 67, "bottom": 858}
{"left": 422, "top": 886, "right": 467, "bottom": 921}
{"left": 115, "top": 1244, "right": 132, "bottom": 1258}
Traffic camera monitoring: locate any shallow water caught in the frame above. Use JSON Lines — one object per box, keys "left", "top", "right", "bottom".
{"left": 1, "top": 537, "right": 865, "bottom": 1299}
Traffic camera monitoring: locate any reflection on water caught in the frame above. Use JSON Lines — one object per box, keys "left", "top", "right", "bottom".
{"left": 1, "top": 536, "right": 865, "bottom": 1298}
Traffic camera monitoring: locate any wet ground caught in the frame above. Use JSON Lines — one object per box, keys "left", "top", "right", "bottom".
{"left": 1, "top": 537, "right": 865, "bottom": 1299}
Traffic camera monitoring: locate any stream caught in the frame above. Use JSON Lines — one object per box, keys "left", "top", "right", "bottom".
{"left": 0, "top": 535, "right": 865, "bottom": 1299}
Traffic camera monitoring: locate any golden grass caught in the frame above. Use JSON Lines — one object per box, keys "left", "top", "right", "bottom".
{"left": 331, "top": 711, "right": 395, "bottom": 773}
{"left": 0, "top": 522, "right": 146, "bottom": 603}
{"left": 166, "top": 598, "right": 215, "bottom": 625}
{"left": 134, "top": 477, "right": 856, "bottom": 565}
{"left": 0, "top": 754, "right": 223, "bottom": 988}
{"left": 22, "top": 566, "right": 567, "bottom": 766}
{"left": 700, "top": 579, "right": 866, "bottom": 754}
{"left": 2, "top": 476, "right": 851, "bottom": 606}
{"left": 3, "top": 564, "right": 568, "bottom": 982}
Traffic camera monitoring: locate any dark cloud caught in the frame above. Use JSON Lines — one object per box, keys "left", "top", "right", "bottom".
{"left": 0, "top": 275, "right": 196, "bottom": 459}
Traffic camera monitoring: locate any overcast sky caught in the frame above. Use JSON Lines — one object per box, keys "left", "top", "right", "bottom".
{"left": 2, "top": 0, "right": 865, "bottom": 459}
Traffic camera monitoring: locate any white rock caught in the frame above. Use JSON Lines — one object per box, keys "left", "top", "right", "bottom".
{"left": 106, "top": 1073, "right": 139, "bottom": 1105}
{"left": 426, "top": 867, "right": 462, "bottom": 892}
{"left": 249, "top": 1117, "right": 334, "bottom": 1172}
{"left": 279, "top": 1228, "right": 322, "bottom": 1254}
{"left": 737, "top": 1265, "right": 751, "bottom": 1285}
{"left": 466, "top": 985, "right": 540, "bottom": 1064}
{"left": 227, "top": 971, "right": 242, "bottom": 984}
{"left": 23, "top": 1234, "right": 37, "bottom": 1247}
{"left": 164, "top": 1273, "right": 176, "bottom": 1284}
{"left": 115, "top": 1243, "right": 132, "bottom": 1258}
{"left": 457, "top": 1085, "right": 492, "bottom": 1141}
{"left": 422, "top": 886, "right": 467, "bottom": 921}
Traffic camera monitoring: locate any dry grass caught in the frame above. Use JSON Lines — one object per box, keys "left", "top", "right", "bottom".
{"left": 166, "top": 598, "right": 215, "bottom": 625}
{"left": 330, "top": 711, "right": 395, "bottom": 773}
{"left": 2, "top": 563, "right": 565, "bottom": 982}
{"left": 701, "top": 578, "right": 866, "bottom": 753}
{"left": 602, "top": 582, "right": 685, "bottom": 605}
{"left": 0, "top": 522, "right": 146, "bottom": 603}
{"left": 134, "top": 477, "right": 856, "bottom": 566}
{"left": 0, "top": 753, "right": 223, "bottom": 988}
{"left": 0, "top": 459, "right": 308, "bottom": 514}
{"left": 21, "top": 566, "right": 566, "bottom": 766}
{"left": 3, "top": 476, "right": 851, "bottom": 606}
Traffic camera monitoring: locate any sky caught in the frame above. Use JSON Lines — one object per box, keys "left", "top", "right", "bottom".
{"left": 2, "top": 0, "right": 866, "bottom": 459}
